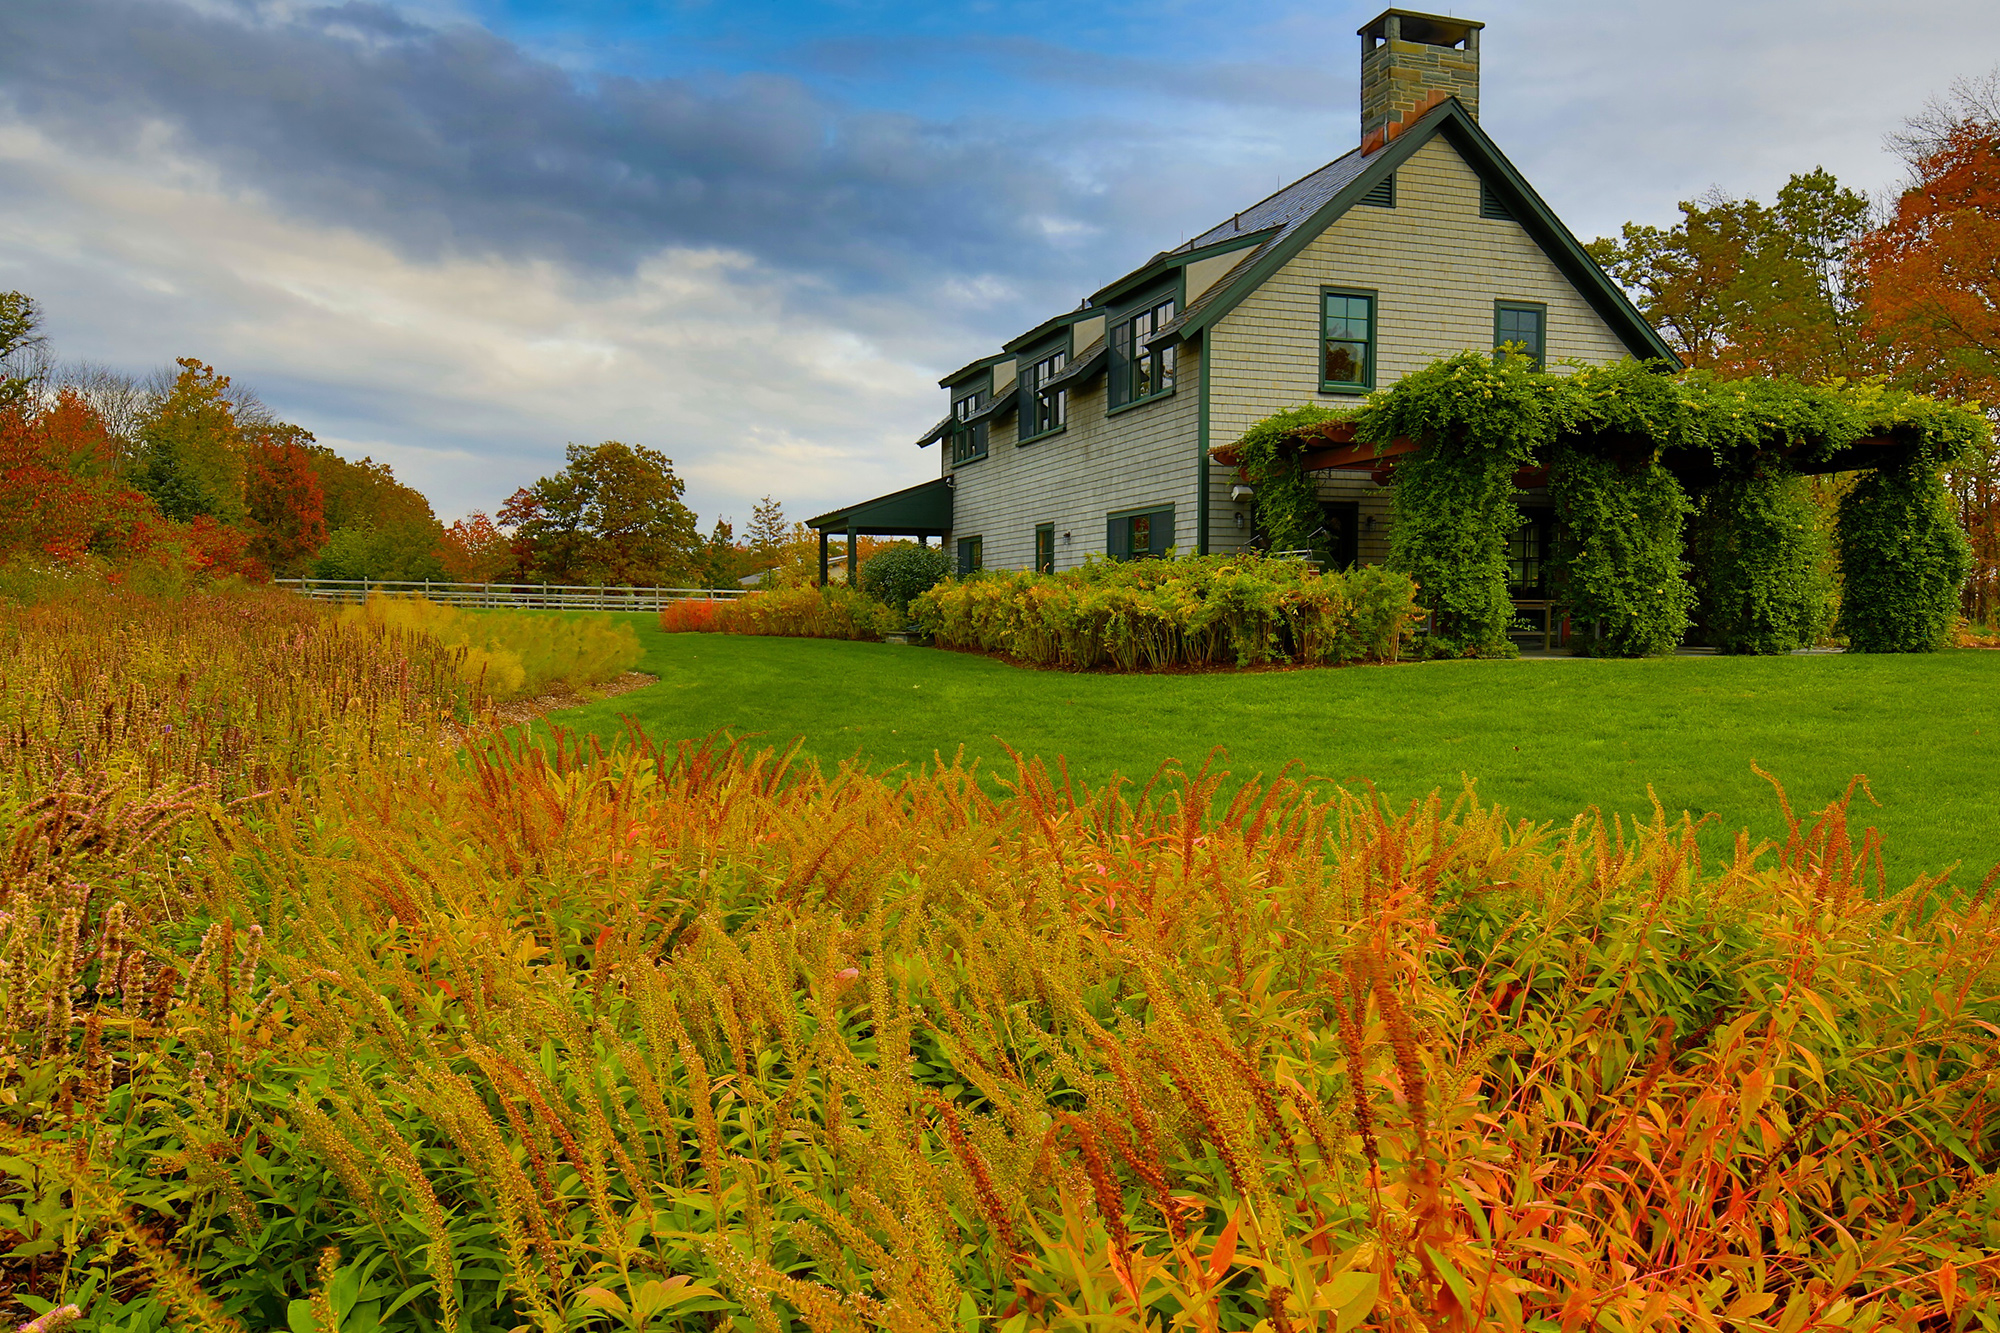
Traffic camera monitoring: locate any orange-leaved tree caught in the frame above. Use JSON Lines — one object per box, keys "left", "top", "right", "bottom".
{"left": 1859, "top": 105, "right": 2000, "bottom": 618}
{"left": 245, "top": 422, "right": 328, "bottom": 577}
{"left": 438, "top": 510, "right": 515, "bottom": 582}
{"left": 0, "top": 388, "right": 158, "bottom": 564}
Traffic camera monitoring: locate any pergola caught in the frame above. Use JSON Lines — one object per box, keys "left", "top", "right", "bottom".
{"left": 1213, "top": 419, "right": 1916, "bottom": 490}
{"left": 804, "top": 477, "right": 954, "bottom": 588}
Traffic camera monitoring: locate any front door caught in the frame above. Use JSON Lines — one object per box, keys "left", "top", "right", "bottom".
{"left": 1034, "top": 523, "right": 1055, "bottom": 574}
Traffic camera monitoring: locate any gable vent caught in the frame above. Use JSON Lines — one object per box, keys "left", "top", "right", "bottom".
{"left": 1360, "top": 174, "right": 1397, "bottom": 209}
{"left": 1480, "top": 179, "right": 1514, "bottom": 221}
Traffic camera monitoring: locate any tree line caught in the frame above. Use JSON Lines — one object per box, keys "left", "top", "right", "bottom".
{"left": 0, "top": 303, "right": 820, "bottom": 590}
{"left": 1587, "top": 72, "right": 2000, "bottom": 616}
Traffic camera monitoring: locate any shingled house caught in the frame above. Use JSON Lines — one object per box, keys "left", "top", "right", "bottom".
{"left": 807, "top": 9, "right": 1674, "bottom": 594}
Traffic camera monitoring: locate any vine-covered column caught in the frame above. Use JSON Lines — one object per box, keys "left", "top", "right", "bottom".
{"left": 1359, "top": 352, "right": 1550, "bottom": 658}
{"left": 1693, "top": 464, "right": 1834, "bottom": 654}
{"left": 1836, "top": 452, "right": 1973, "bottom": 651}
{"left": 1546, "top": 444, "right": 1696, "bottom": 656}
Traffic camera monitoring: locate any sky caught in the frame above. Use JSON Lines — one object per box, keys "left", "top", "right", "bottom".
{"left": 4, "top": 0, "right": 1999, "bottom": 530}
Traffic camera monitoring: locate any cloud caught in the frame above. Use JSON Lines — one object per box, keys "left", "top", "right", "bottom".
{"left": 0, "top": 0, "right": 1101, "bottom": 293}
{"left": 0, "top": 118, "right": 948, "bottom": 524}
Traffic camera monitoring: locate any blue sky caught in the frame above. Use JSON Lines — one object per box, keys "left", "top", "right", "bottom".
{"left": 3, "top": 0, "right": 1999, "bottom": 530}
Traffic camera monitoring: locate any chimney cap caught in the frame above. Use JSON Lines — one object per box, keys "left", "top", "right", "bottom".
{"left": 1359, "top": 9, "right": 1484, "bottom": 45}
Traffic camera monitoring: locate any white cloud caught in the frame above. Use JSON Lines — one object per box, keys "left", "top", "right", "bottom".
{"left": 0, "top": 119, "right": 949, "bottom": 525}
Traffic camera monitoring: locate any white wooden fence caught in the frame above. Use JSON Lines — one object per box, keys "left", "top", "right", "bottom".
{"left": 274, "top": 578, "right": 752, "bottom": 611}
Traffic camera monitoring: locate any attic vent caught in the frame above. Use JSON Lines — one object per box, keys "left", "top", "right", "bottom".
{"left": 1480, "top": 179, "right": 1514, "bottom": 221}
{"left": 1360, "top": 174, "right": 1397, "bottom": 209}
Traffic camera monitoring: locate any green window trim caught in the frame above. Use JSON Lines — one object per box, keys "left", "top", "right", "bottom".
{"left": 1109, "top": 295, "right": 1178, "bottom": 410}
{"left": 1320, "top": 287, "right": 1377, "bottom": 393}
{"left": 1494, "top": 300, "right": 1547, "bottom": 370}
{"left": 1019, "top": 345, "right": 1070, "bottom": 443}
{"left": 1105, "top": 505, "right": 1175, "bottom": 560}
{"left": 947, "top": 381, "right": 991, "bottom": 466}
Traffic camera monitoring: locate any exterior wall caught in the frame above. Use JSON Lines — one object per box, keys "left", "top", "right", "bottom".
{"left": 947, "top": 344, "right": 1203, "bottom": 572}
{"left": 1205, "top": 134, "right": 1634, "bottom": 562}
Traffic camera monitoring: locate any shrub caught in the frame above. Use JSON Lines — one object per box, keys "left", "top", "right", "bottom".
{"left": 683, "top": 582, "right": 896, "bottom": 640}
{"left": 913, "top": 553, "right": 1421, "bottom": 669}
{"left": 339, "top": 593, "right": 642, "bottom": 701}
{"left": 860, "top": 540, "right": 952, "bottom": 620}
{"left": 658, "top": 597, "right": 729, "bottom": 632}
{"left": 6, "top": 611, "right": 1997, "bottom": 1333}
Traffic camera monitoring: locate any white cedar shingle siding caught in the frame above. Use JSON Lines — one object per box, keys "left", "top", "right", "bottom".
{"left": 1207, "top": 135, "right": 1631, "bottom": 564}
{"left": 949, "top": 346, "right": 1202, "bottom": 572}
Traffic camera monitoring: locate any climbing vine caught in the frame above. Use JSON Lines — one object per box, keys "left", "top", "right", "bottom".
{"left": 1233, "top": 404, "right": 1349, "bottom": 566}
{"left": 1837, "top": 455, "right": 1974, "bottom": 651}
{"left": 1357, "top": 352, "right": 1553, "bottom": 656}
{"left": 1228, "top": 351, "right": 1989, "bottom": 657}
{"left": 1693, "top": 466, "right": 1835, "bottom": 654}
{"left": 1546, "top": 444, "right": 1696, "bottom": 657}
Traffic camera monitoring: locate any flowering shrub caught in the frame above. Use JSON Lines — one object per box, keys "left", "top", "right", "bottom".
{"left": 662, "top": 583, "right": 896, "bottom": 641}
{"left": 657, "top": 596, "right": 728, "bottom": 632}
{"left": 914, "top": 553, "right": 1421, "bottom": 669}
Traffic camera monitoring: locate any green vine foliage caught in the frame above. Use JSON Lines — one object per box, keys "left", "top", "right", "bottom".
{"left": 1232, "top": 404, "right": 1349, "bottom": 565}
{"left": 1229, "top": 354, "right": 1990, "bottom": 656}
{"left": 1836, "top": 457, "right": 1973, "bottom": 652}
{"left": 1694, "top": 467, "right": 1835, "bottom": 654}
{"left": 1358, "top": 352, "right": 1552, "bottom": 656}
{"left": 1546, "top": 444, "right": 1696, "bottom": 657}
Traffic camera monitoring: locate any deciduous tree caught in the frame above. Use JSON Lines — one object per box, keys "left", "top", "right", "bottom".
{"left": 135, "top": 359, "right": 248, "bottom": 525}
{"left": 245, "top": 423, "right": 328, "bottom": 576}
{"left": 502, "top": 441, "right": 702, "bottom": 586}
{"left": 438, "top": 511, "right": 515, "bottom": 582}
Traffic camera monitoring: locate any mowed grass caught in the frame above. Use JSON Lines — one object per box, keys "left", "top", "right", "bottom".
{"left": 547, "top": 614, "right": 2000, "bottom": 886}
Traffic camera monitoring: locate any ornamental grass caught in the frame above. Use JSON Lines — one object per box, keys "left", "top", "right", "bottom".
{"left": 915, "top": 554, "right": 1422, "bottom": 670}
{"left": 5, "top": 585, "right": 2000, "bottom": 1332}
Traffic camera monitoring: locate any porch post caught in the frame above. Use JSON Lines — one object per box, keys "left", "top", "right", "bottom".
{"left": 818, "top": 529, "right": 829, "bottom": 588}
{"left": 846, "top": 528, "right": 858, "bottom": 587}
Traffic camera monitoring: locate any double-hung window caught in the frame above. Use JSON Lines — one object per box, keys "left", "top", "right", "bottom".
{"left": 949, "top": 386, "right": 990, "bottom": 465}
{"left": 1111, "top": 298, "right": 1176, "bottom": 408}
{"left": 1021, "top": 349, "right": 1068, "bottom": 440}
{"left": 1106, "top": 506, "right": 1173, "bottom": 560}
{"left": 1494, "top": 302, "right": 1547, "bottom": 369}
{"left": 1321, "top": 289, "right": 1376, "bottom": 392}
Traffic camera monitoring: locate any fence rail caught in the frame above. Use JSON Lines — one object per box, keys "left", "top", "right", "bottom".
{"left": 274, "top": 578, "right": 752, "bottom": 611}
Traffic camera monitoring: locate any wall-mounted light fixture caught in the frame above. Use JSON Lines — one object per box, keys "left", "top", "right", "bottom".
{"left": 1230, "top": 484, "right": 1254, "bottom": 502}
{"left": 1061, "top": 531, "right": 1072, "bottom": 544}
{"left": 1234, "top": 511, "right": 1246, "bottom": 527}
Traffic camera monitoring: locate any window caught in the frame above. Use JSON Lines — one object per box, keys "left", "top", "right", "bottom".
{"left": 1319, "top": 500, "right": 1360, "bottom": 571}
{"left": 1507, "top": 511, "right": 1553, "bottom": 596}
{"left": 1022, "top": 349, "right": 1068, "bottom": 440}
{"left": 1106, "top": 506, "right": 1173, "bottom": 560}
{"left": 1034, "top": 523, "right": 1055, "bottom": 574}
{"left": 1110, "top": 298, "right": 1177, "bottom": 408}
{"left": 1360, "top": 174, "right": 1396, "bottom": 208}
{"left": 957, "top": 535, "right": 983, "bottom": 574}
{"left": 1494, "top": 302, "right": 1547, "bottom": 369}
{"left": 1321, "top": 289, "right": 1376, "bottom": 392}
{"left": 948, "top": 386, "right": 989, "bottom": 465}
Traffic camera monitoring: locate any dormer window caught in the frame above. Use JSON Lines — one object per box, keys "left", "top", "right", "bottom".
{"left": 1111, "top": 299, "right": 1176, "bottom": 408}
{"left": 949, "top": 387, "right": 989, "bottom": 464}
{"left": 1021, "top": 349, "right": 1068, "bottom": 441}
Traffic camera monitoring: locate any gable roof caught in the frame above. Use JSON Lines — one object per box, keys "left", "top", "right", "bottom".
{"left": 1153, "top": 98, "right": 1677, "bottom": 365}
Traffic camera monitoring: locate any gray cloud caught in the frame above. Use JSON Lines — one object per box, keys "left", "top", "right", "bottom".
{"left": 0, "top": 0, "right": 1107, "bottom": 294}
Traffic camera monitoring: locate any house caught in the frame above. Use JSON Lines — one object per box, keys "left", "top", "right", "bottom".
{"left": 806, "top": 9, "right": 1674, "bottom": 596}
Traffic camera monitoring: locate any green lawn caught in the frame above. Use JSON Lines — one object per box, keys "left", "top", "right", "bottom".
{"left": 547, "top": 616, "right": 2000, "bottom": 886}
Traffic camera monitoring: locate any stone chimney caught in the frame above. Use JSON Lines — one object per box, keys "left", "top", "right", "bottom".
{"left": 1359, "top": 9, "right": 1482, "bottom": 154}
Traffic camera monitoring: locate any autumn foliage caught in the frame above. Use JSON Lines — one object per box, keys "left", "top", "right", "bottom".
{"left": 4, "top": 587, "right": 1999, "bottom": 1330}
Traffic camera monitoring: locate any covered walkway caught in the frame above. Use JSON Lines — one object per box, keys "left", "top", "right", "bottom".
{"left": 804, "top": 476, "right": 953, "bottom": 588}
